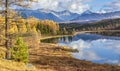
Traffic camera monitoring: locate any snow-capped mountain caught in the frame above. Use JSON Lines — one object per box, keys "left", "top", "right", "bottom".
{"left": 51, "top": 10, "right": 79, "bottom": 21}
{"left": 82, "top": 10, "right": 93, "bottom": 15}
{"left": 72, "top": 10, "right": 101, "bottom": 21}
{"left": 17, "top": 9, "right": 80, "bottom": 22}
{"left": 17, "top": 9, "right": 63, "bottom": 22}
{"left": 72, "top": 10, "right": 120, "bottom": 22}
{"left": 17, "top": 9, "right": 120, "bottom": 23}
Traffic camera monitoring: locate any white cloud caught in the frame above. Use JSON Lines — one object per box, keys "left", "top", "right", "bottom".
{"left": 59, "top": 38, "right": 120, "bottom": 64}
{"left": 68, "top": 39, "right": 103, "bottom": 61}
{"left": 69, "top": 39, "right": 90, "bottom": 50}
{"left": 96, "top": 10, "right": 107, "bottom": 14}
{"left": 71, "top": 4, "right": 77, "bottom": 10}
{"left": 31, "top": 0, "right": 91, "bottom": 14}
{"left": 73, "top": 50, "right": 102, "bottom": 61}
{"left": 106, "top": 60, "right": 120, "bottom": 65}
{"left": 102, "top": 0, "right": 120, "bottom": 12}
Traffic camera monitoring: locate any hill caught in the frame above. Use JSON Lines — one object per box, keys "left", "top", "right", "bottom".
{"left": 59, "top": 18, "right": 120, "bottom": 31}
{"left": 59, "top": 18, "right": 120, "bottom": 36}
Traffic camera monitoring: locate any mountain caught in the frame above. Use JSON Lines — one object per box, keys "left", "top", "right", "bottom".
{"left": 72, "top": 10, "right": 120, "bottom": 22}
{"left": 82, "top": 10, "right": 93, "bottom": 15}
{"left": 17, "top": 9, "right": 63, "bottom": 22}
{"left": 72, "top": 10, "right": 101, "bottom": 22}
{"left": 17, "top": 9, "right": 120, "bottom": 22}
{"left": 37, "top": 9, "right": 79, "bottom": 21}
{"left": 51, "top": 10, "right": 79, "bottom": 21}
{"left": 17, "top": 9, "right": 79, "bottom": 22}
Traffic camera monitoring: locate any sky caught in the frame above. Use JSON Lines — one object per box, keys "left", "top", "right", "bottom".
{"left": 31, "top": 0, "right": 120, "bottom": 14}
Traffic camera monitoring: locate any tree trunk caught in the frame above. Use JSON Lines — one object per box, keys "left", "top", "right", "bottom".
{"left": 5, "top": 0, "right": 11, "bottom": 59}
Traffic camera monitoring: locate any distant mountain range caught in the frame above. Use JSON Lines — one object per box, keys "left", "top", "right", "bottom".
{"left": 72, "top": 10, "right": 120, "bottom": 22}
{"left": 17, "top": 9, "right": 120, "bottom": 23}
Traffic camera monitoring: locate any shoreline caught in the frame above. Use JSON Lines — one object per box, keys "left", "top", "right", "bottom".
{"left": 40, "top": 31, "right": 120, "bottom": 41}
{"left": 29, "top": 43, "right": 120, "bottom": 71}
{"left": 40, "top": 34, "right": 74, "bottom": 40}
{"left": 40, "top": 30, "right": 120, "bottom": 40}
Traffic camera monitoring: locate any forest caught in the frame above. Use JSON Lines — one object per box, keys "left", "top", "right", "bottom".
{"left": 0, "top": 10, "right": 61, "bottom": 63}
{"left": 59, "top": 18, "right": 120, "bottom": 32}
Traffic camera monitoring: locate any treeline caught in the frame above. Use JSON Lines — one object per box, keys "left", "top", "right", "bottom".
{"left": 0, "top": 14, "right": 62, "bottom": 46}
{"left": 59, "top": 18, "right": 120, "bottom": 31}
{"left": 78, "top": 18, "right": 120, "bottom": 31}
{"left": 0, "top": 16, "right": 59, "bottom": 36}
{"left": 36, "top": 20, "right": 59, "bottom": 35}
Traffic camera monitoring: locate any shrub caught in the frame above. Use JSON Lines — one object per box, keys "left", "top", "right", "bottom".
{"left": 11, "top": 37, "right": 28, "bottom": 63}
{"left": 0, "top": 48, "right": 6, "bottom": 59}
{"left": 0, "top": 51, "right": 2, "bottom": 58}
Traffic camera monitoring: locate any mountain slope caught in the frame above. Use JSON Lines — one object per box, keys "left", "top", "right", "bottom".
{"left": 65, "top": 18, "right": 120, "bottom": 31}
{"left": 17, "top": 9, "right": 120, "bottom": 22}
{"left": 18, "top": 9, "right": 63, "bottom": 22}
{"left": 72, "top": 10, "right": 120, "bottom": 22}
{"left": 17, "top": 9, "right": 79, "bottom": 22}
{"left": 52, "top": 10, "right": 79, "bottom": 21}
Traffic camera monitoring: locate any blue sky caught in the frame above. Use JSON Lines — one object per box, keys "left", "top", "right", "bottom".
{"left": 88, "top": 0, "right": 113, "bottom": 11}
{"left": 88, "top": 0, "right": 115, "bottom": 12}
{"left": 31, "top": 0, "right": 120, "bottom": 13}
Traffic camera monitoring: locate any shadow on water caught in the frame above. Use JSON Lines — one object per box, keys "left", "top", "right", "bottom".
{"left": 41, "top": 36, "right": 73, "bottom": 43}
{"left": 92, "top": 32, "right": 120, "bottom": 37}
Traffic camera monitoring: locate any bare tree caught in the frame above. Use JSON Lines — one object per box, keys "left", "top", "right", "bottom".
{"left": 0, "top": 0, "right": 38, "bottom": 59}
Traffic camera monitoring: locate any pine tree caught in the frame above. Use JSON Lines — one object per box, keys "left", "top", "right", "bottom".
{"left": 11, "top": 37, "right": 28, "bottom": 63}
{"left": 0, "top": 0, "right": 38, "bottom": 59}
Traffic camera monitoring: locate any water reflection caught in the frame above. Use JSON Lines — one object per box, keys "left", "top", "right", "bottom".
{"left": 41, "top": 36, "right": 73, "bottom": 43}
{"left": 66, "top": 39, "right": 120, "bottom": 65}
{"left": 42, "top": 34, "right": 120, "bottom": 65}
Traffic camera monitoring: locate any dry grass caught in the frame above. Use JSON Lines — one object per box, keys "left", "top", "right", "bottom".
{"left": 0, "top": 46, "right": 6, "bottom": 58}
{"left": 0, "top": 59, "right": 37, "bottom": 71}
{"left": 29, "top": 43, "right": 120, "bottom": 71}
{"left": 1, "top": 40, "right": 120, "bottom": 71}
{"left": 0, "top": 46, "right": 38, "bottom": 71}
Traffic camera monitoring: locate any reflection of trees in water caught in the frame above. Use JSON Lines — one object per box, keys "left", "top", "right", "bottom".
{"left": 63, "top": 37, "right": 66, "bottom": 42}
{"left": 68, "top": 36, "right": 73, "bottom": 42}
{"left": 91, "top": 32, "right": 120, "bottom": 37}
{"left": 41, "top": 37, "right": 59, "bottom": 43}
{"left": 41, "top": 36, "right": 73, "bottom": 43}
{"left": 61, "top": 36, "right": 73, "bottom": 43}
{"left": 119, "top": 55, "right": 120, "bottom": 65}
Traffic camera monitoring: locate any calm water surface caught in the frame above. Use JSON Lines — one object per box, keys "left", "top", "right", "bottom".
{"left": 42, "top": 33, "right": 120, "bottom": 65}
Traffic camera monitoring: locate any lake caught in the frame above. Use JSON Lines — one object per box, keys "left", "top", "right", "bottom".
{"left": 41, "top": 33, "right": 120, "bottom": 65}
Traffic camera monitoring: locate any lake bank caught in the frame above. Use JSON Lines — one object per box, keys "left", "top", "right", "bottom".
{"left": 29, "top": 43, "right": 120, "bottom": 71}
{"left": 1, "top": 36, "right": 120, "bottom": 71}
{"left": 74, "top": 30, "right": 120, "bottom": 37}
{"left": 40, "top": 35, "right": 74, "bottom": 40}
{"left": 40, "top": 30, "right": 120, "bottom": 41}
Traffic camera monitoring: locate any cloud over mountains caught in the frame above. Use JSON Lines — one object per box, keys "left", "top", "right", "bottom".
{"left": 101, "top": 0, "right": 120, "bottom": 13}
{"left": 31, "top": 0, "right": 90, "bottom": 14}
